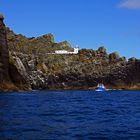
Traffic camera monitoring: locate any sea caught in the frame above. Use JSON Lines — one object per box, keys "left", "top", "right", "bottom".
{"left": 0, "top": 90, "right": 140, "bottom": 140}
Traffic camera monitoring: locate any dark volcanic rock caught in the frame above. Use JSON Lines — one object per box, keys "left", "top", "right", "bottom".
{"left": 128, "top": 57, "right": 136, "bottom": 63}
{"left": 0, "top": 14, "right": 10, "bottom": 82}
{"left": 0, "top": 15, "right": 30, "bottom": 91}
{"left": 6, "top": 28, "right": 72, "bottom": 54}
{"left": 109, "top": 52, "right": 120, "bottom": 63}
{"left": 0, "top": 15, "right": 140, "bottom": 90}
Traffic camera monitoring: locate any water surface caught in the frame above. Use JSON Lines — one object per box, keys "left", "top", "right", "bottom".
{"left": 0, "top": 90, "right": 140, "bottom": 140}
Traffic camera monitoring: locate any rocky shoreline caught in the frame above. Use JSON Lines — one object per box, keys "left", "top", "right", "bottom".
{"left": 0, "top": 15, "right": 140, "bottom": 91}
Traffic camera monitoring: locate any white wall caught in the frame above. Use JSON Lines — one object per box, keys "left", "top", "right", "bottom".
{"left": 54, "top": 47, "right": 79, "bottom": 54}
{"left": 55, "top": 50, "right": 69, "bottom": 54}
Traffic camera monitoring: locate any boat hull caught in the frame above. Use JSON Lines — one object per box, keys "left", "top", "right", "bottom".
{"left": 95, "top": 87, "right": 106, "bottom": 92}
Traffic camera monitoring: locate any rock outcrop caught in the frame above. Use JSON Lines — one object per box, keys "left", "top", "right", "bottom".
{"left": 0, "top": 14, "right": 17, "bottom": 90}
{"left": 0, "top": 14, "right": 140, "bottom": 91}
{"left": 9, "top": 47, "right": 140, "bottom": 90}
{"left": 0, "top": 14, "right": 10, "bottom": 82}
{"left": 6, "top": 28, "right": 72, "bottom": 54}
{"left": 0, "top": 14, "right": 30, "bottom": 91}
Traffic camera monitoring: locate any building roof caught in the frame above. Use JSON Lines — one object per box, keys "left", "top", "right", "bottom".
{"left": 0, "top": 14, "right": 4, "bottom": 20}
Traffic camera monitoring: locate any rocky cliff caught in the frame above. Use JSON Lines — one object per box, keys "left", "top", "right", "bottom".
{"left": 0, "top": 14, "right": 9, "bottom": 82}
{"left": 0, "top": 14, "right": 17, "bottom": 90}
{"left": 0, "top": 15, "right": 140, "bottom": 91}
{"left": 0, "top": 15, "right": 30, "bottom": 91}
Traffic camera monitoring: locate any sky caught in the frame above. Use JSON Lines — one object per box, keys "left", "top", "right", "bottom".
{"left": 0, "top": 0, "right": 140, "bottom": 58}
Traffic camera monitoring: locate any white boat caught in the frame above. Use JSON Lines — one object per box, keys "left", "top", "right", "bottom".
{"left": 95, "top": 83, "right": 106, "bottom": 91}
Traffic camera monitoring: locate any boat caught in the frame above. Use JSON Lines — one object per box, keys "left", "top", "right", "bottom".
{"left": 95, "top": 83, "right": 106, "bottom": 91}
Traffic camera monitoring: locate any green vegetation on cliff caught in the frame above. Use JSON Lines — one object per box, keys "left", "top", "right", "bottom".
{"left": 6, "top": 27, "right": 72, "bottom": 55}
{"left": 6, "top": 26, "right": 140, "bottom": 90}
{"left": 0, "top": 15, "right": 140, "bottom": 91}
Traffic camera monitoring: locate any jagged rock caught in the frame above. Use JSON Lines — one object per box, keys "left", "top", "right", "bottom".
{"left": 109, "top": 52, "right": 120, "bottom": 62}
{"left": 119, "top": 56, "right": 126, "bottom": 62}
{"left": 128, "top": 57, "right": 136, "bottom": 63}
{"left": 0, "top": 15, "right": 31, "bottom": 91}
{"left": 30, "top": 33, "right": 54, "bottom": 48}
{"left": 28, "top": 60, "right": 35, "bottom": 70}
{"left": 9, "top": 53, "right": 31, "bottom": 90}
{"left": 1, "top": 14, "right": 140, "bottom": 90}
{"left": 29, "top": 70, "right": 47, "bottom": 89}
{"left": 52, "top": 41, "right": 72, "bottom": 51}
{"left": 98, "top": 46, "right": 107, "bottom": 54}
{"left": 9, "top": 63, "right": 31, "bottom": 90}
{"left": 0, "top": 14, "right": 10, "bottom": 82}
{"left": 0, "top": 14, "right": 18, "bottom": 91}
{"left": 11, "top": 56, "right": 28, "bottom": 77}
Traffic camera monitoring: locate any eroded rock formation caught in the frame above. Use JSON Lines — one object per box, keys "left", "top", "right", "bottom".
{"left": 0, "top": 14, "right": 30, "bottom": 91}
{"left": 0, "top": 14, "right": 10, "bottom": 82}
{"left": 0, "top": 14, "right": 140, "bottom": 91}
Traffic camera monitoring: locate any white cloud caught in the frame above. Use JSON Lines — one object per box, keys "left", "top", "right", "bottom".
{"left": 119, "top": 0, "right": 140, "bottom": 9}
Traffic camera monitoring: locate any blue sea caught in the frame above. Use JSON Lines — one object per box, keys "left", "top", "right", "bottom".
{"left": 0, "top": 90, "right": 140, "bottom": 140}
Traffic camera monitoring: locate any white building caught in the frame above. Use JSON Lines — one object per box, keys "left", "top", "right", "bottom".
{"left": 55, "top": 45, "right": 79, "bottom": 54}
{"left": 73, "top": 46, "right": 79, "bottom": 54}
{"left": 55, "top": 50, "right": 69, "bottom": 54}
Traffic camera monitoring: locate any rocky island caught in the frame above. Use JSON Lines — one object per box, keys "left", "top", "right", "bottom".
{"left": 0, "top": 15, "right": 140, "bottom": 91}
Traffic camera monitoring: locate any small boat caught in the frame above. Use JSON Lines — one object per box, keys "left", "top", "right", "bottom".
{"left": 95, "top": 83, "right": 106, "bottom": 91}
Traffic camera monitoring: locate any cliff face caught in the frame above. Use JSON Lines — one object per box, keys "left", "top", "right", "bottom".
{"left": 0, "top": 15, "right": 30, "bottom": 91}
{"left": 9, "top": 46, "right": 140, "bottom": 90}
{"left": 0, "top": 15, "right": 140, "bottom": 91}
{"left": 0, "top": 15, "right": 10, "bottom": 82}
{"left": 6, "top": 28, "right": 72, "bottom": 54}
{"left": 0, "top": 14, "right": 16, "bottom": 90}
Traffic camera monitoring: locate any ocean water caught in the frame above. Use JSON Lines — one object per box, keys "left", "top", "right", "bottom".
{"left": 0, "top": 90, "right": 140, "bottom": 140}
